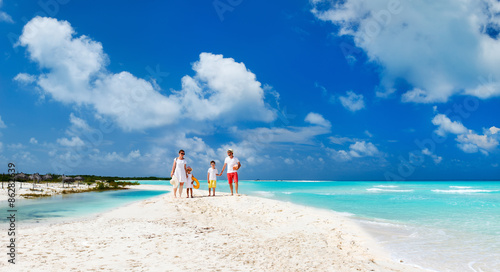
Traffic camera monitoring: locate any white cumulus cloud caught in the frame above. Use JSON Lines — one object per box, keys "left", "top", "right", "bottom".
{"left": 94, "top": 150, "right": 141, "bottom": 163}
{"left": 431, "top": 113, "right": 499, "bottom": 154}
{"left": 68, "top": 113, "right": 92, "bottom": 132}
{"left": 311, "top": 0, "right": 500, "bottom": 103}
{"left": 490, "top": 126, "right": 500, "bottom": 135}
{"left": 284, "top": 158, "right": 295, "bottom": 165}
{"left": 422, "top": 148, "right": 443, "bottom": 164}
{"left": 7, "top": 143, "right": 25, "bottom": 149}
{"left": 339, "top": 91, "right": 365, "bottom": 112}
{"left": 327, "top": 149, "right": 352, "bottom": 162}
{"left": 327, "top": 140, "right": 382, "bottom": 161}
{"left": 57, "top": 136, "right": 85, "bottom": 147}
{"left": 217, "top": 140, "right": 267, "bottom": 166}
{"left": 432, "top": 114, "right": 468, "bottom": 136}
{"left": 13, "top": 73, "right": 37, "bottom": 84}
{"left": 305, "top": 112, "right": 331, "bottom": 127}
{"left": 178, "top": 53, "right": 275, "bottom": 123}
{"left": 457, "top": 131, "right": 499, "bottom": 154}
{"left": 349, "top": 141, "right": 380, "bottom": 157}
{"left": 17, "top": 17, "right": 276, "bottom": 131}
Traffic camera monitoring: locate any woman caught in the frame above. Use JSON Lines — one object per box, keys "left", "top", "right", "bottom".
{"left": 171, "top": 149, "right": 188, "bottom": 198}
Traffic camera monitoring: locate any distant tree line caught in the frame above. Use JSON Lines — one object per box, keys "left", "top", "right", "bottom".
{"left": 0, "top": 173, "right": 170, "bottom": 183}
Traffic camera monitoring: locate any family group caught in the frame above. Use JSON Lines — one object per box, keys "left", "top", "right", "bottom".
{"left": 170, "top": 148, "right": 241, "bottom": 198}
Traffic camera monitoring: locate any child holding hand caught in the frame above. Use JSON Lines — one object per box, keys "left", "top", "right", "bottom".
{"left": 207, "top": 161, "right": 221, "bottom": 196}
{"left": 185, "top": 166, "right": 195, "bottom": 198}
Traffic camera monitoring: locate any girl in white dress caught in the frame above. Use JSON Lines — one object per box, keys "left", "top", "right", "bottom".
{"left": 185, "top": 166, "right": 194, "bottom": 198}
{"left": 171, "top": 150, "right": 187, "bottom": 198}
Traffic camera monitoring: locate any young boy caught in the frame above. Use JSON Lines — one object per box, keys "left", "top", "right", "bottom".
{"left": 207, "top": 161, "right": 221, "bottom": 196}
{"left": 185, "top": 166, "right": 194, "bottom": 198}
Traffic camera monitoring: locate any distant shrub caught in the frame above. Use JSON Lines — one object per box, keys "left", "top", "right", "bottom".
{"left": 94, "top": 182, "right": 108, "bottom": 190}
{"left": 20, "top": 193, "right": 52, "bottom": 198}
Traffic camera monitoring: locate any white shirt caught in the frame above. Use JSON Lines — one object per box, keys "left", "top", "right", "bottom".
{"left": 208, "top": 168, "right": 219, "bottom": 181}
{"left": 224, "top": 156, "right": 239, "bottom": 174}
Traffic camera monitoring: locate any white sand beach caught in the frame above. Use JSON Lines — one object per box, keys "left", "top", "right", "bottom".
{"left": 2, "top": 186, "right": 425, "bottom": 271}
{"left": 0, "top": 182, "right": 98, "bottom": 201}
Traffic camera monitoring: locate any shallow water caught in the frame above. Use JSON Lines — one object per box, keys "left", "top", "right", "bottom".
{"left": 0, "top": 188, "right": 168, "bottom": 225}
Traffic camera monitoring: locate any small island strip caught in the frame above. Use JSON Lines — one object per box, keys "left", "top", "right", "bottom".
{"left": 5, "top": 187, "right": 426, "bottom": 271}
{"left": 0, "top": 174, "right": 167, "bottom": 200}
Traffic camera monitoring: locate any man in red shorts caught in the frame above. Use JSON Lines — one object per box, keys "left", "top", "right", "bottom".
{"left": 220, "top": 149, "right": 241, "bottom": 196}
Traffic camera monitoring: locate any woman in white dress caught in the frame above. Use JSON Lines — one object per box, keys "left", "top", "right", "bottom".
{"left": 170, "top": 149, "right": 187, "bottom": 198}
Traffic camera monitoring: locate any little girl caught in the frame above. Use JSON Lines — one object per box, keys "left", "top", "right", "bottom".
{"left": 185, "top": 166, "right": 194, "bottom": 198}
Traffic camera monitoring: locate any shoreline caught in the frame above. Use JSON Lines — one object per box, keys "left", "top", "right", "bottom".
{"left": 2, "top": 186, "right": 425, "bottom": 271}
{"left": 0, "top": 182, "right": 150, "bottom": 201}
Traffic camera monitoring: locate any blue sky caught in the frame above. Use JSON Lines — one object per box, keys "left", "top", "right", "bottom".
{"left": 0, "top": 0, "right": 499, "bottom": 180}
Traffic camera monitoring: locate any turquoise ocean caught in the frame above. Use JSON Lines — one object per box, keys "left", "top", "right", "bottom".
{"left": 224, "top": 180, "right": 500, "bottom": 272}
{"left": 2, "top": 180, "right": 499, "bottom": 271}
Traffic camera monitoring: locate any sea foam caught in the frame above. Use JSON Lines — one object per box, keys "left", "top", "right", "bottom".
{"left": 254, "top": 191, "right": 275, "bottom": 197}
{"left": 367, "top": 188, "right": 414, "bottom": 193}
{"left": 374, "top": 185, "right": 399, "bottom": 188}
{"left": 432, "top": 189, "right": 498, "bottom": 194}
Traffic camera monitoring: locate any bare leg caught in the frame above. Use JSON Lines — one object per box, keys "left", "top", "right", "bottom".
{"left": 173, "top": 187, "right": 177, "bottom": 198}
{"left": 235, "top": 182, "right": 239, "bottom": 195}
{"left": 179, "top": 183, "right": 184, "bottom": 197}
{"left": 213, "top": 188, "right": 216, "bottom": 196}
{"left": 229, "top": 183, "right": 234, "bottom": 195}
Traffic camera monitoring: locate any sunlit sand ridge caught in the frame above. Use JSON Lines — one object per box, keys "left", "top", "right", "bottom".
{"left": 4, "top": 186, "right": 424, "bottom": 271}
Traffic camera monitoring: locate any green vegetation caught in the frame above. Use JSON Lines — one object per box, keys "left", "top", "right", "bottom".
{"left": 75, "top": 175, "right": 169, "bottom": 183}
{"left": 92, "top": 181, "right": 139, "bottom": 191}
{"left": 0, "top": 173, "right": 169, "bottom": 183}
{"left": 0, "top": 174, "right": 13, "bottom": 181}
{"left": 20, "top": 193, "right": 52, "bottom": 198}
{"left": 19, "top": 181, "right": 142, "bottom": 198}
{"left": 3, "top": 173, "right": 150, "bottom": 198}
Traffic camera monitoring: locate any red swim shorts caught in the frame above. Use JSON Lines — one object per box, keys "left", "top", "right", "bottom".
{"left": 227, "top": 172, "right": 238, "bottom": 184}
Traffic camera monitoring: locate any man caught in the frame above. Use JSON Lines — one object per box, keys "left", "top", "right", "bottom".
{"left": 220, "top": 148, "right": 241, "bottom": 196}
